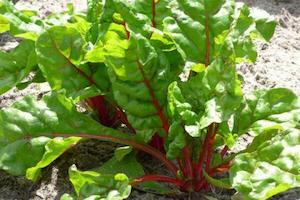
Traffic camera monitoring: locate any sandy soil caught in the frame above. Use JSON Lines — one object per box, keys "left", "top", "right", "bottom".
{"left": 0, "top": 0, "right": 300, "bottom": 199}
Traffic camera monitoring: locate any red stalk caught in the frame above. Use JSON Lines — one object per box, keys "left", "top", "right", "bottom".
{"left": 131, "top": 175, "right": 184, "bottom": 187}
{"left": 151, "top": 0, "right": 157, "bottom": 28}
{"left": 205, "top": 124, "right": 218, "bottom": 172}
{"left": 220, "top": 145, "right": 229, "bottom": 159}
{"left": 178, "top": 158, "right": 187, "bottom": 177}
{"left": 195, "top": 161, "right": 232, "bottom": 191}
{"left": 52, "top": 133, "right": 178, "bottom": 176}
{"left": 183, "top": 146, "right": 193, "bottom": 179}
{"left": 150, "top": 133, "right": 165, "bottom": 152}
{"left": 88, "top": 96, "right": 111, "bottom": 126}
{"left": 194, "top": 125, "right": 214, "bottom": 179}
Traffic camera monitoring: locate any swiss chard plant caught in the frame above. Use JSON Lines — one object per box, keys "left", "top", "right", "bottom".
{"left": 1, "top": 0, "right": 300, "bottom": 199}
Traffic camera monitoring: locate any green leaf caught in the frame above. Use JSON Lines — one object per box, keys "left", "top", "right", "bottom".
{"left": 85, "top": 41, "right": 105, "bottom": 63}
{"left": 103, "top": 23, "right": 183, "bottom": 142}
{"left": 0, "top": 93, "right": 133, "bottom": 177}
{"left": 26, "top": 137, "right": 81, "bottom": 181}
{"left": 250, "top": 8, "right": 276, "bottom": 41}
{"left": 0, "top": 40, "right": 36, "bottom": 95}
{"left": 233, "top": 88, "right": 300, "bottom": 136}
{"left": 97, "top": 151, "right": 144, "bottom": 179}
{"left": 164, "top": 0, "right": 234, "bottom": 63}
{"left": 0, "top": 14, "right": 9, "bottom": 33}
{"left": 87, "top": 0, "right": 103, "bottom": 43}
{"left": 69, "top": 165, "right": 131, "bottom": 199}
{"left": 36, "top": 26, "right": 101, "bottom": 100}
{"left": 165, "top": 121, "right": 186, "bottom": 160}
{"left": 114, "top": 146, "right": 133, "bottom": 161}
{"left": 164, "top": 1, "right": 276, "bottom": 65}
{"left": 230, "top": 128, "right": 300, "bottom": 200}
{"left": 0, "top": 0, "right": 43, "bottom": 40}
{"left": 203, "top": 170, "right": 232, "bottom": 189}
{"left": 181, "top": 59, "right": 242, "bottom": 129}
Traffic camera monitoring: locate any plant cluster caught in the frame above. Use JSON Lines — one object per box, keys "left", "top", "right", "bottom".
{"left": 0, "top": 0, "right": 300, "bottom": 199}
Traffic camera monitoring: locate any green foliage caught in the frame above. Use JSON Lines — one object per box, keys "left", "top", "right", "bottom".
{"left": 65, "top": 165, "right": 131, "bottom": 200}
{"left": 1, "top": 0, "right": 299, "bottom": 200}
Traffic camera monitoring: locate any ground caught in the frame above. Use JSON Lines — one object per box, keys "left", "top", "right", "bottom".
{"left": 0, "top": 0, "right": 300, "bottom": 199}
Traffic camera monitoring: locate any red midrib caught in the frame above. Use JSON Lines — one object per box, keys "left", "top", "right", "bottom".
{"left": 136, "top": 61, "right": 170, "bottom": 133}
{"left": 122, "top": 22, "right": 170, "bottom": 134}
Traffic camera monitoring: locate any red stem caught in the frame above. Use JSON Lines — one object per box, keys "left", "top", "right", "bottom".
{"left": 88, "top": 96, "right": 111, "bottom": 126}
{"left": 151, "top": 0, "right": 156, "bottom": 28}
{"left": 194, "top": 125, "right": 214, "bottom": 179}
{"left": 131, "top": 175, "right": 184, "bottom": 187}
{"left": 178, "top": 158, "right": 187, "bottom": 177}
{"left": 52, "top": 133, "right": 178, "bottom": 176}
{"left": 183, "top": 146, "right": 193, "bottom": 179}
{"left": 205, "top": 124, "right": 218, "bottom": 172}
{"left": 123, "top": 23, "right": 131, "bottom": 39}
{"left": 194, "top": 161, "right": 232, "bottom": 192}
{"left": 220, "top": 145, "right": 229, "bottom": 159}
{"left": 150, "top": 133, "right": 165, "bottom": 152}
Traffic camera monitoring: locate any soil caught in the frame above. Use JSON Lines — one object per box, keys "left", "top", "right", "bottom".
{"left": 0, "top": 0, "right": 300, "bottom": 199}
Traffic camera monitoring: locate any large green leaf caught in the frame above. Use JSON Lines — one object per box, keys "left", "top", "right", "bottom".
{"left": 36, "top": 26, "right": 102, "bottom": 100}
{"left": 0, "top": 40, "right": 36, "bottom": 95}
{"left": 68, "top": 165, "right": 131, "bottom": 200}
{"left": 233, "top": 88, "right": 300, "bottom": 136}
{"left": 164, "top": 0, "right": 275, "bottom": 64}
{"left": 0, "top": 93, "right": 133, "bottom": 178}
{"left": 230, "top": 128, "right": 300, "bottom": 200}
{"left": 102, "top": 23, "right": 183, "bottom": 142}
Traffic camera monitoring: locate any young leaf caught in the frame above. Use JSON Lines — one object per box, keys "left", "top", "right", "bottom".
{"left": 180, "top": 59, "right": 242, "bottom": 129}
{"left": 230, "top": 128, "right": 300, "bottom": 200}
{"left": 26, "top": 137, "right": 81, "bottom": 181}
{"left": 68, "top": 165, "right": 131, "bottom": 199}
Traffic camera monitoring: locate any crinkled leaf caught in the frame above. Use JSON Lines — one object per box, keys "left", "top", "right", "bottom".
{"left": 36, "top": 26, "right": 101, "bottom": 100}
{"left": 180, "top": 59, "right": 242, "bottom": 130}
{"left": 233, "top": 88, "right": 300, "bottom": 136}
{"left": 230, "top": 128, "right": 300, "bottom": 200}
{"left": 165, "top": 121, "right": 186, "bottom": 160}
{"left": 103, "top": 23, "right": 183, "bottom": 142}
{"left": 0, "top": 93, "right": 133, "bottom": 177}
{"left": 69, "top": 165, "right": 131, "bottom": 199}
{"left": 0, "top": 40, "right": 36, "bottom": 95}
{"left": 168, "top": 81, "right": 201, "bottom": 137}
{"left": 164, "top": 1, "right": 275, "bottom": 64}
